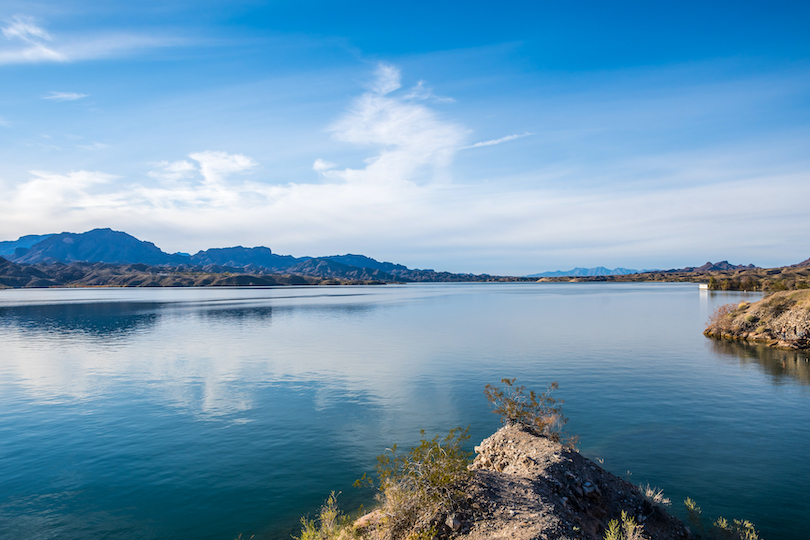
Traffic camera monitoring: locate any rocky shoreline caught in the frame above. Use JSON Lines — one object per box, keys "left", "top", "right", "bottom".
{"left": 355, "top": 425, "right": 692, "bottom": 540}
{"left": 704, "top": 290, "right": 810, "bottom": 350}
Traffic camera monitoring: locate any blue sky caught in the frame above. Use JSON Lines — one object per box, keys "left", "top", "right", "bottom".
{"left": 1, "top": 1, "right": 809, "bottom": 274}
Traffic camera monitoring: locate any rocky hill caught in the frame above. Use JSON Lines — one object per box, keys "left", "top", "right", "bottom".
{"left": 356, "top": 424, "right": 692, "bottom": 540}
{"left": 0, "top": 257, "right": 384, "bottom": 288}
{"left": 704, "top": 290, "right": 810, "bottom": 350}
{"left": 665, "top": 261, "right": 759, "bottom": 273}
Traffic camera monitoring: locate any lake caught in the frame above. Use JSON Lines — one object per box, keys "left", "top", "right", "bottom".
{"left": 0, "top": 283, "right": 807, "bottom": 539}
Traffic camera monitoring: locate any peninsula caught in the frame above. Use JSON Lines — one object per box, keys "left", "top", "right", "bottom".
{"left": 704, "top": 290, "right": 810, "bottom": 350}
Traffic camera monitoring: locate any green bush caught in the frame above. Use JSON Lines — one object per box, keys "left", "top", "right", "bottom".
{"left": 354, "top": 427, "right": 473, "bottom": 540}
{"left": 484, "top": 378, "right": 567, "bottom": 442}
{"left": 604, "top": 510, "right": 646, "bottom": 540}
{"left": 295, "top": 492, "right": 356, "bottom": 540}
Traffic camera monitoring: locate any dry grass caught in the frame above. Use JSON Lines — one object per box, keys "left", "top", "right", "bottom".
{"left": 639, "top": 483, "right": 671, "bottom": 506}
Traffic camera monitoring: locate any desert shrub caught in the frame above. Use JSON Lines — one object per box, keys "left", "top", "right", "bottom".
{"left": 739, "top": 277, "right": 760, "bottom": 291}
{"left": 761, "top": 295, "right": 796, "bottom": 318}
{"left": 707, "top": 304, "right": 736, "bottom": 332}
{"left": 484, "top": 378, "right": 568, "bottom": 442}
{"left": 604, "top": 510, "right": 646, "bottom": 540}
{"left": 354, "top": 427, "right": 473, "bottom": 540}
{"left": 767, "top": 280, "right": 788, "bottom": 292}
{"left": 683, "top": 498, "right": 761, "bottom": 540}
{"left": 639, "top": 483, "right": 671, "bottom": 506}
{"left": 295, "top": 492, "right": 355, "bottom": 540}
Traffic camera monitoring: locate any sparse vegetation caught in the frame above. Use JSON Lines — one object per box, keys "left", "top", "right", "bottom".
{"left": 684, "top": 498, "right": 761, "bottom": 540}
{"left": 707, "top": 303, "right": 737, "bottom": 332}
{"left": 484, "top": 378, "right": 568, "bottom": 443}
{"left": 705, "top": 289, "right": 810, "bottom": 350}
{"left": 604, "top": 510, "right": 646, "bottom": 540}
{"left": 353, "top": 427, "right": 473, "bottom": 540}
{"left": 639, "top": 483, "right": 671, "bottom": 506}
{"left": 295, "top": 492, "right": 357, "bottom": 540}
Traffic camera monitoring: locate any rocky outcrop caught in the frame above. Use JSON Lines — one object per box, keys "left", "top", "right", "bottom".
{"left": 704, "top": 290, "right": 810, "bottom": 350}
{"left": 357, "top": 425, "right": 692, "bottom": 540}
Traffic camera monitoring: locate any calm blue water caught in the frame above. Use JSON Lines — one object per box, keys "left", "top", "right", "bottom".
{"left": 0, "top": 283, "right": 807, "bottom": 539}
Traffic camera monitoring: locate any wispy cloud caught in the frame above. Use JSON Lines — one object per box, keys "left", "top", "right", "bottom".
{"left": 43, "top": 91, "right": 89, "bottom": 101}
{"left": 2, "top": 15, "right": 51, "bottom": 42}
{"left": 0, "top": 14, "right": 183, "bottom": 65}
{"left": 326, "top": 63, "right": 466, "bottom": 186}
{"left": 371, "top": 63, "right": 401, "bottom": 95}
{"left": 148, "top": 160, "right": 197, "bottom": 182}
{"left": 188, "top": 150, "right": 257, "bottom": 186}
{"left": 404, "top": 80, "right": 455, "bottom": 103}
{"left": 77, "top": 142, "right": 109, "bottom": 150}
{"left": 462, "top": 132, "right": 533, "bottom": 149}
{"left": 312, "top": 158, "right": 336, "bottom": 172}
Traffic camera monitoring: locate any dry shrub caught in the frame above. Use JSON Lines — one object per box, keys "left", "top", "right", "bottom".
{"left": 707, "top": 304, "right": 736, "bottom": 332}
{"left": 484, "top": 378, "right": 568, "bottom": 443}
{"left": 639, "top": 483, "right": 671, "bottom": 506}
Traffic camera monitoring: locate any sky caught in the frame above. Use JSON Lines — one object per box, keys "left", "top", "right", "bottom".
{"left": 1, "top": 1, "right": 809, "bottom": 275}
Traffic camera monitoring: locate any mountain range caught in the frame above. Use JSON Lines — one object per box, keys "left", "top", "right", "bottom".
{"left": 0, "top": 228, "right": 791, "bottom": 289}
{"left": 0, "top": 228, "right": 510, "bottom": 285}
{"left": 527, "top": 267, "right": 645, "bottom": 277}
{"left": 663, "top": 261, "right": 759, "bottom": 272}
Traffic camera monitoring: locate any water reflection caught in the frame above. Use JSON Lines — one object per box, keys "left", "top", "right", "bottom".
{"left": 1, "top": 284, "right": 809, "bottom": 540}
{"left": 710, "top": 339, "right": 810, "bottom": 384}
{"left": 0, "top": 302, "right": 162, "bottom": 339}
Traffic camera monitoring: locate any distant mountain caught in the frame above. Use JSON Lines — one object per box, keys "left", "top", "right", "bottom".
{"left": 286, "top": 258, "right": 400, "bottom": 281}
{"left": 322, "top": 254, "right": 408, "bottom": 274}
{"left": 0, "top": 234, "right": 54, "bottom": 257}
{"left": 0, "top": 227, "right": 517, "bottom": 284}
{"left": 792, "top": 257, "right": 810, "bottom": 268}
{"left": 527, "top": 267, "right": 641, "bottom": 278}
{"left": 9, "top": 228, "right": 188, "bottom": 266}
{"left": 190, "top": 246, "right": 302, "bottom": 271}
{"left": 664, "top": 261, "right": 759, "bottom": 273}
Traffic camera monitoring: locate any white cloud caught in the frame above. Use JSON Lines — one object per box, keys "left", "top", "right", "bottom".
{"left": 43, "top": 91, "right": 89, "bottom": 101}
{"left": 138, "top": 152, "right": 259, "bottom": 208}
{"left": 327, "top": 66, "right": 466, "bottom": 186}
{"left": 77, "top": 142, "right": 109, "bottom": 150}
{"left": 312, "top": 158, "right": 336, "bottom": 172}
{"left": 188, "top": 150, "right": 257, "bottom": 186}
{"left": 2, "top": 15, "right": 51, "bottom": 42}
{"left": 371, "top": 63, "right": 401, "bottom": 95}
{"left": 148, "top": 160, "right": 197, "bottom": 182}
{"left": 463, "top": 132, "right": 534, "bottom": 149}
{"left": 0, "top": 15, "right": 183, "bottom": 65}
{"left": 404, "top": 80, "right": 455, "bottom": 103}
